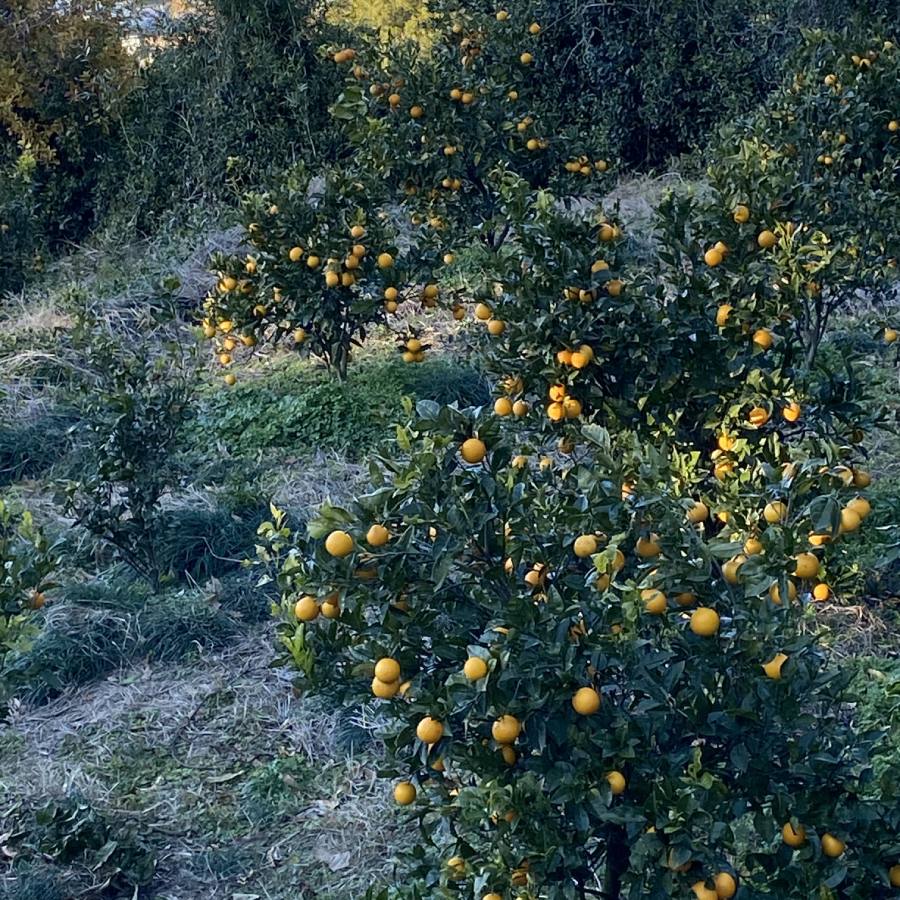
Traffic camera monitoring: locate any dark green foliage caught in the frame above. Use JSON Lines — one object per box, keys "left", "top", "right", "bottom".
{"left": 2, "top": 793, "right": 156, "bottom": 892}
{"left": 96, "top": 0, "right": 348, "bottom": 235}
{"left": 61, "top": 315, "right": 196, "bottom": 590}
{"left": 189, "top": 354, "right": 489, "bottom": 459}
{"left": 154, "top": 504, "right": 268, "bottom": 584}
{"left": 488, "top": 0, "right": 900, "bottom": 168}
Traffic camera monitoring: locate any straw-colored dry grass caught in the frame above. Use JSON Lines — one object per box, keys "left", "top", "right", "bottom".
{"left": 0, "top": 629, "right": 401, "bottom": 899}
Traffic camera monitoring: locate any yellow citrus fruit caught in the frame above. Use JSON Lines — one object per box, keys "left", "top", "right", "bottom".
{"left": 571, "top": 686, "right": 601, "bottom": 715}
{"left": 744, "top": 537, "right": 763, "bottom": 555}
{"left": 321, "top": 600, "right": 340, "bottom": 619}
{"left": 782, "top": 822, "right": 806, "bottom": 847}
{"left": 692, "top": 882, "right": 718, "bottom": 900}
{"left": 374, "top": 658, "right": 401, "bottom": 683}
{"left": 846, "top": 497, "right": 871, "bottom": 519}
{"left": 393, "top": 781, "right": 416, "bottom": 805}
{"left": 793, "top": 552, "right": 819, "bottom": 579}
{"left": 520, "top": 52, "right": 533, "bottom": 65}
{"left": 687, "top": 501, "right": 709, "bottom": 523}
{"left": 603, "top": 770, "right": 626, "bottom": 795}
{"left": 372, "top": 677, "right": 400, "bottom": 699}
{"left": 757, "top": 229, "right": 777, "bottom": 249}
{"left": 782, "top": 401, "right": 802, "bottom": 422}
{"left": 690, "top": 607, "right": 720, "bottom": 637}
{"left": 768, "top": 581, "right": 797, "bottom": 604}
{"left": 635, "top": 534, "right": 661, "bottom": 557}
{"left": 377, "top": 252, "right": 394, "bottom": 268}
{"left": 641, "top": 589, "right": 667, "bottom": 615}
{"left": 840, "top": 507, "right": 862, "bottom": 533}
{"left": 753, "top": 329, "right": 774, "bottom": 350}
{"left": 763, "top": 501, "right": 788, "bottom": 524}
{"left": 416, "top": 716, "right": 444, "bottom": 744}
{"left": 813, "top": 583, "right": 830, "bottom": 601}
{"left": 722, "top": 556, "right": 745, "bottom": 585}
{"left": 487, "top": 319, "right": 505, "bottom": 335}
{"left": 367, "top": 524, "right": 391, "bottom": 546}
{"left": 733, "top": 204, "right": 750, "bottom": 223}
{"left": 889, "top": 865, "right": 900, "bottom": 887}
{"left": 494, "top": 397, "right": 513, "bottom": 416}
{"left": 714, "top": 872, "right": 737, "bottom": 898}
{"left": 715, "top": 304, "right": 733, "bottom": 327}
{"left": 704, "top": 248, "right": 723, "bottom": 267}
{"left": 461, "top": 438, "right": 487, "bottom": 464}
{"left": 747, "top": 406, "right": 770, "bottom": 426}
{"left": 512, "top": 400, "right": 529, "bottom": 417}
{"left": 492, "top": 714, "right": 521, "bottom": 744}
{"left": 325, "top": 530, "right": 354, "bottom": 558}
{"left": 474, "top": 302, "right": 493, "bottom": 321}
{"left": 764, "top": 653, "right": 789, "bottom": 680}
{"left": 223, "top": 373, "right": 237, "bottom": 386}
{"left": 573, "top": 535, "right": 598, "bottom": 558}
{"left": 294, "top": 595, "right": 319, "bottom": 621}
{"left": 464, "top": 657, "right": 488, "bottom": 681}
{"left": 821, "top": 833, "right": 846, "bottom": 858}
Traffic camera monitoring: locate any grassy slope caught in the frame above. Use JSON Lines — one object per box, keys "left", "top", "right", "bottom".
{"left": 1, "top": 180, "right": 899, "bottom": 899}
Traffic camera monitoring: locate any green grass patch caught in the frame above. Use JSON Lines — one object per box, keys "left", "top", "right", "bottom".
{"left": 188, "top": 353, "right": 489, "bottom": 460}
{"left": 5, "top": 579, "right": 240, "bottom": 705}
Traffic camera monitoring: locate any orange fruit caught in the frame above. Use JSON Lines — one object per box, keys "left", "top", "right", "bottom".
{"left": 464, "top": 657, "right": 488, "bottom": 681}
{"left": 690, "top": 607, "right": 720, "bottom": 637}
{"left": 393, "top": 782, "right": 416, "bottom": 805}
{"left": 571, "top": 686, "right": 601, "bottom": 715}
{"left": 325, "top": 530, "right": 354, "bottom": 557}
{"left": 492, "top": 714, "right": 522, "bottom": 744}
{"left": 461, "top": 438, "right": 487, "bottom": 464}
{"left": 416, "top": 716, "right": 444, "bottom": 744}
{"left": 782, "top": 822, "right": 806, "bottom": 847}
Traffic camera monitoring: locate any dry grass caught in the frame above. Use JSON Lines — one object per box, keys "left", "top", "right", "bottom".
{"left": 0, "top": 628, "right": 400, "bottom": 899}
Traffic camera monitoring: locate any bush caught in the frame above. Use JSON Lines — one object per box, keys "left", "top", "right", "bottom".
{"left": 60, "top": 314, "right": 197, "bottom": 590}
{"left": 0, "top": 0, "right": 136, "bottom": 279}
{"left": 2, "top": 793, "right": 155, "bottom": 892}
{"left": 472, "top": 0, "right": 900, "bottom": 168}
{"left": 260, "top": 19, "right": 900, "bottom": 899}
{"left": 204, "top": 164, "right": 432, "bottom": 379}
{"left": 101, "top": 0, "right": 349, "bottom": 233}
{"left": 0, "top": 500, "right": 58, "bottom": 715}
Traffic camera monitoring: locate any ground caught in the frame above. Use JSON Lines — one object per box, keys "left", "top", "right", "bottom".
{"left": 1, "top": 628, "right": 397, "bottom": 899}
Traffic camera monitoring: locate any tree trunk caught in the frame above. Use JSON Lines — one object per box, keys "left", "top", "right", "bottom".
{"left": 604, "top": 824, "right": 629, "bottom": 899}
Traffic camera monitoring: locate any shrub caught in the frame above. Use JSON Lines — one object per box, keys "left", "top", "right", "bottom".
{"left": 102, "top": 0, "right": 349, "bottom": 233}
{"left": 261, "top": 20, "right": 900, "bottom": 899}
{"left": 204, "top": 165, "right": 434, "bottom": 379}
{"left": 0, "top": 0, "right": 136, "bottom": 267}
{"left": 60, "top": 315, "right": 196, "bottom": 590}
{"left": 2, "top": 793, "right": 156, "bottom": 892}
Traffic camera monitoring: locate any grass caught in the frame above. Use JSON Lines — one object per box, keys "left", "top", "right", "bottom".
{"left": 187, "top": 351, "right": 489, "bottom": 462}
{"left": 0, "top": 630, "right": 400, "bottom": 900}
{"left": 5, "top": 578, "right": 241, "bottom": 706}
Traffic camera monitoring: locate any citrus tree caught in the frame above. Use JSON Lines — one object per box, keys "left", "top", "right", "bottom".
{"left": 263, "top": 398, "right": 898, "bottom": 897}
{"left": 255, "top": 18, "right": 900, "bottom": 897}
{"left": 204, "top": 164, "right": 449, "bottom": 380}
{"left": 327, "top": 2, "right": 613, "bottom": 255}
